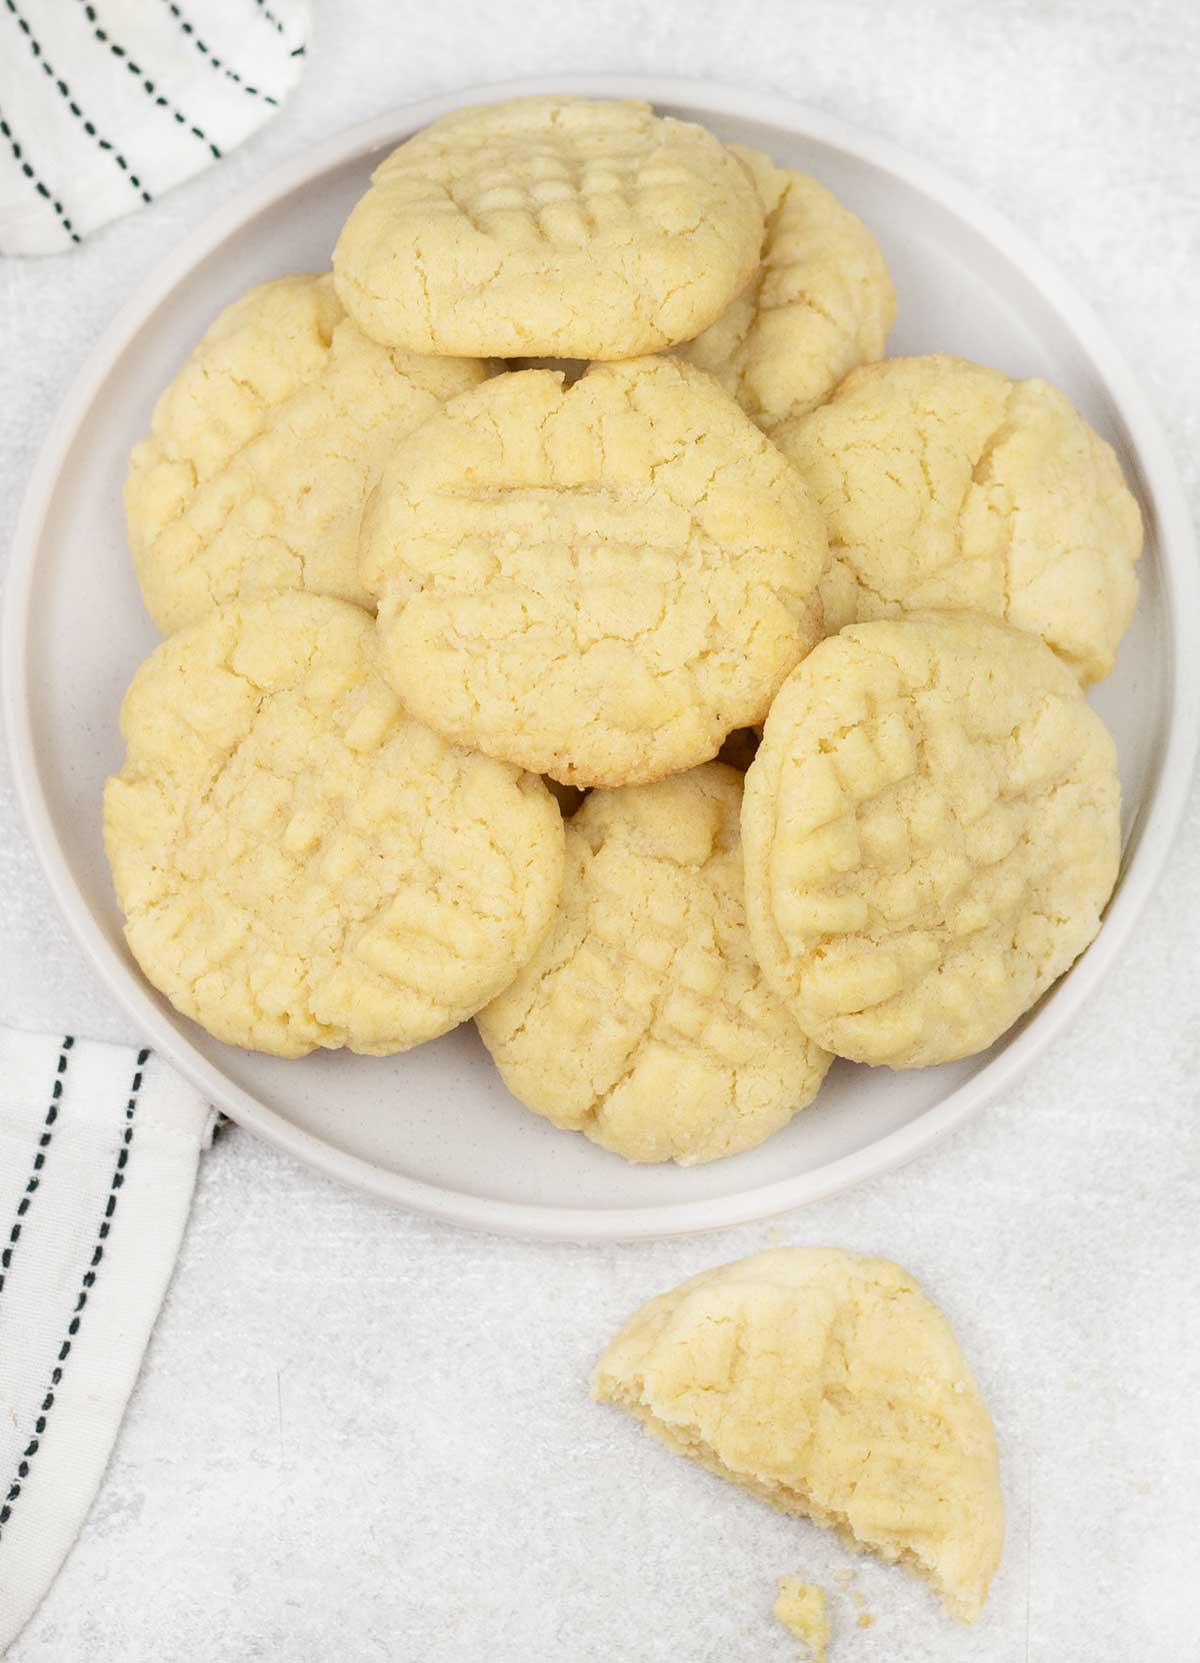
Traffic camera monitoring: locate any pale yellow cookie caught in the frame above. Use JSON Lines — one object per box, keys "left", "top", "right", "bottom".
{"left": 773, "top": 1580, "right": 828, "bottom": 1662}
{"left": 103, "top": 592, "right": 563, "bottom": 1058}
{"left": 360, "top": 358, "right": 828, "bottom": 787}
{"left": 126, "top": 274, "right": 492, "bottom": 634}
{"left": 775, "top": 354, "right": 1142, "bottom": 683}
{"left": 674, "top": 146, "right": 895, "bottom": 431}
{"left": 332, "top": 96, "right": 764, "bottom": 358}
{"left": 742, "top": 614, "right": 1120, "bottom": 1068}
{"left": 476, "top": 766, "right": 830, "bottom": 1165}
{"left": 593, "top": 1247, "right": 1004, "bottom": 1623}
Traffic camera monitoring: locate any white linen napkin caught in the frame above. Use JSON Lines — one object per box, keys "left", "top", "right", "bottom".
{"left": 0, "top": 0, "right": 311, "bottom": 255}
{"left": 0, "top": 1026, "right": 213, "bottom": 1653}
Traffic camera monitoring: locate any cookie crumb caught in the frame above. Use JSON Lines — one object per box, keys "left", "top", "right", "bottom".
{"left": 857, "top": 1612, "right": 875, "bottom": 1629}
{"left": 773, "top": 1579, "right": 829, "bottom": 1663}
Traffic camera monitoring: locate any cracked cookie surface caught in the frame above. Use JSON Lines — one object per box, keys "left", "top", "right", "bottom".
{"left": 103, "top": 592, "right": 564, "bottom": 1057}
{"left": 674, "top": 146, "right": 895, "bottom": 432}
{"left": 476, "top": 765, "right": 830, "bottom": 1165}
{"left": 742, "top": 614, "right": 1120, "bottom": 1068}
{"left": 360, "top": 357, "right": 828, "bottom": 786}
{"left": 593, "top": 1247, "right": 1004, "bottom": 1623}
{"left": 332, "top": 96, "right": 764, "bottom": 359}
{"left": 775, "top": 354, "right": 1142, "bottom": 683}
{"left": 126, "top": 274, "right": 492, "bottom": 634}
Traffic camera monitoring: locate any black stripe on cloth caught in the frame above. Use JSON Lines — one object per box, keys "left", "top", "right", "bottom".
{"left": 0, "top": 107, "right": 80, "bottom": 244}
{"left": 74, "top": 1, "right": 221, "bottom": 159}
{"left": 0, "top": 1049, "right": 149, "bottom": 1541}
{"left": 159, "top": 0, "right": 280, "bottom": 105}
{"left": 252, "top": 0, "right": 285, "bottom": 36}
{"left": 2, "top": 0, "right": 152, "bottom": 204}
{"left": 0, "top": 1038, "right": 74, "bottom": 1301}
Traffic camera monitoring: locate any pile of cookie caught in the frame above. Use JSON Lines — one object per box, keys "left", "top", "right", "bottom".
{"left": 105, "top": 96, "right": 1140, "bottom": 1165}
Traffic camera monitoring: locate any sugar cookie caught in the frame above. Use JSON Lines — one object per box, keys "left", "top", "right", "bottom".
{"left": 126, "top": 274, "right": 492, "bottom": 634}
{"left": 742, "top": 613, "right": 1120, "bottom": 1067}
{"left": 476, "top": 766, "right": 830, "bottom": 1165}
{"left": 775, "top": 354, "right": 1142, "bottom": 683}
{"left": 594, "top": 1247, "right": 1004, "bottom": 1622}
{"left": 360, "top": 357, "right": 828, "bottom": 786}
{"left": 104, "top": 592, "right": 563, "bottom": 1057}
{"left": 333, "top": 96, "right": 764, "bottom": 359}
{"left": 675, "top": 146, "right": 895, "bottom": 431}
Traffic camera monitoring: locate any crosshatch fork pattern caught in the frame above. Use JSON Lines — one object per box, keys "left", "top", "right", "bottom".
{"left": 478, "top": 767, "right": 829, "bottom": 1165}
{"left": 743, "top": 615, "right": 1121, "bottom": 1067}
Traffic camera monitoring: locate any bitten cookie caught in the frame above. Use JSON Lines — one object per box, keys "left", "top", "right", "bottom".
{"left": 593, "top": 1247, "right": 1004, "bottom": 1623}
{"left": 332, "top": 96, "right": 764, "bottom": 359}
{"left": 103, "top": 592, "right": 563, "bottom": 1057}
{"left": 675, "top": 146, "right": 895, "bottom": 431}
{"left": 126, "top": 274, "right": 492, "bottom": 634}
{"left": 775, "top": 354, "right": 1142, "bottom": 683}
{"left": 742, "top": 614, "right": 1120, "bottom": 1068}
{"left": 360, "top": 358, "right": 828, "bottom": 786}
{"left": 476, "top": 766, "right": 831, "bottom": 1165}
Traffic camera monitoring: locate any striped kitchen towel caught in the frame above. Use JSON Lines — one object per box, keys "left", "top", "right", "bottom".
{"left": 0, "top": 1027, "right": 213, "bottom": 1653}
{"left": 0, "top": 0, "right": 310, "bottom": 255}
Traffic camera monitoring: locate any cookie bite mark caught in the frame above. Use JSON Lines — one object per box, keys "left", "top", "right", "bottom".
{"left": 593, "top": 1247, "right": 1004, "bottom": 1623}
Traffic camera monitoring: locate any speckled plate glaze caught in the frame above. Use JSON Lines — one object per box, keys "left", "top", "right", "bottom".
{"left": 5, "top": 77, "right": 1198, "bottom": 1240}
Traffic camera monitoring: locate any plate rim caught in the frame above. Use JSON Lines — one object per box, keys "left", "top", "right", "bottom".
{"left": 5, "top": 72, "right": 1199, "bottom": 1242}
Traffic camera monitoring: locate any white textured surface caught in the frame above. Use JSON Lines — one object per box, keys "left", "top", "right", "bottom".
{"left": 2, "top": 2, "right": 1198, "bottom": 1657}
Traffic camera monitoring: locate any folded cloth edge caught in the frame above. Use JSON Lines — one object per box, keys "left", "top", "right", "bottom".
{"left": 0, "top": 1028, "right": 212, "bottom": 1654}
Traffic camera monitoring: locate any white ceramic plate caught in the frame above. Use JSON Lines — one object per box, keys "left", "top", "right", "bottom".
{"left": 5, "top": 76, "right": 1198, "bottom": 1240}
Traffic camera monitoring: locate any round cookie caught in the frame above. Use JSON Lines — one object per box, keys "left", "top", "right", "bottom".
{"left": 775, "top": 354, "right": 1142, "bottom": 684}
{"left": 126, "top": 274, "right": 493, "bottom": 634}
{"left": 103, "top": 592, "right": 564, "bottom": 1058}
{"left": 476, "top": 766, "right": 831, "bottom": 1166}
{"left": 742, "top": 613, "right": 1120, "bottom": 1068}
{"left": 593, "top": 1247, "right": 1004, "bottom": 1624}
{"left": 674, "top": 145, "right": 895, "bottom": 431}
{"left": 332, "top": 96, "right": 764, "bottom": 359}
{"left": 360, "top": 357, "right": 829, "bottom": 787}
